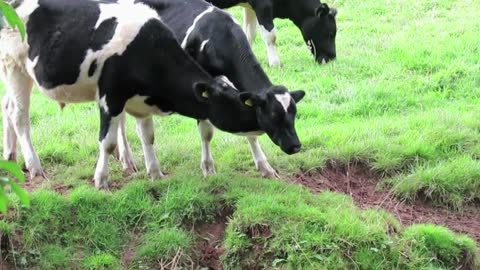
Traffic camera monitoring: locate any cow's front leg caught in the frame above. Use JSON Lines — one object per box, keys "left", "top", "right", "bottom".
{"left": 94, "top": 105, "right": 121, "bottom": 189}
{"left": 255, "top": 5, "right": 281, "bottom": 67}
{"left": 117, "top": 113, "right": 138, "bottom": 175}
{"left": 135, "top": 116, "right": 164, "bottom": 179}
{"left": 247, "top": 136, "right": 278, "bottom": 178}
{"left": 198, "top": 120, "right": 216, "bottom": 177}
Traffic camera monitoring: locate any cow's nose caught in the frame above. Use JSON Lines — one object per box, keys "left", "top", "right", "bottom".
{"left": 285, "top": 145, "right": 301, "bottom": 155}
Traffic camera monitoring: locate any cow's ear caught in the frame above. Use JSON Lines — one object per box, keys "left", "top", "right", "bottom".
{"left": 329, "top": 8, "right": 337, "bottom": 18}
{"left": 290, "top": 90, "right": 306, "bottom": 103}
{"left": 239, "top": 93, "right": 265, "bottom": 107}
{"left": 315, "top": 3, "right": 329, "bottom": 17}
{"left": 193, "top": 82, "right": 217, "bottom": 103}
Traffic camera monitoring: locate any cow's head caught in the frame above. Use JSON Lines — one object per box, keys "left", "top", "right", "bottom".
{"left": 301, "top": 3, "right": 337, "bottom": 64}
{"left": 238, "top": 87, "right": 305, "bottom": 155}
{"left": 193, "top": 82, "right": 305, "bottom": 155}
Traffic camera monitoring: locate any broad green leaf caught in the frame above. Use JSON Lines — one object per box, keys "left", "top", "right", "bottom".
{"left": 0, "top": 160, "right": 25, "bottom": 182}
{"left": 0, "top": 187, "right": 7, "bottom": 213}
{"left": 9, "top": 181, "right": 29, "bottom": 207}
{"left": 0, "top": 1, "right": 25, "bottom": 40}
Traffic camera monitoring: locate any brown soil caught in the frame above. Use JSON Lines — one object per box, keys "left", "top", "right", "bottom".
{"left": 291, "top": 161, "right": 480, "bottom": 242}
{"left": 195, "top": 205, "right": 234, "bottom": 270}
{"left": 121, "top": 231, "right": 141, "bottom": 270}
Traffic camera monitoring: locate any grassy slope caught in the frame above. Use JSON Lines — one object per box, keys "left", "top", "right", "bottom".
{"left": 1, "top": 0, "right": 479, "bottom": 268}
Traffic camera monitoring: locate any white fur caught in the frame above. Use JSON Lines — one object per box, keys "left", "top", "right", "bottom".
{"left": 136, "top": 116, "right": 163, "bottom": 179}
{"left": 247, "top": 136, "right": 277, "bottom": 177}
{"left": 181, "top": 6, "right": 214, "bottom": 49}
{"left": 217, "top": 75, "right": 236, "bottom": 89}
{"left": 94, "top": 114, "right": 121, "bottom": 188}
{"left": 274, "top": 93, "right": 291, "bottom": 112}
{"left": 99, "top": 95, "right": 109, "bottom": 113}
{"left": 199, "top": 39, "right": 209, "bottom": 52}
{"left": 242, "top": 5, "right": 258, "bottom": 44}
{"left": 198, "top": 120, "right": 216, "bottom": 176}
{"left": 259, "top": 25, "right": 281, "bottom": 67}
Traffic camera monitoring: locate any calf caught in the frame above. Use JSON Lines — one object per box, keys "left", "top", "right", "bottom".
{"left": 136, "top": 0, "right": 306, "bottom": 177}
{"left": 0, "top": 0, "right": 304, "bottom": 188}
{"left": 205, "top": 0, "right": 337, "bottom": 66}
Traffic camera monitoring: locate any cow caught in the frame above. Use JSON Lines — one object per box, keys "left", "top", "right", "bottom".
{"left": 111, "top": 0, "right": 305, "bottom": 179}
{"left": 0, "top": 0, "right": 305, "bottom": 188}
{"left": 204, "top": 0, "right": 337, "bottom": 66}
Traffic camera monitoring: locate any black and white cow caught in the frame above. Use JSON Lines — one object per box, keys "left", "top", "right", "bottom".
{"left": 137, "top": 0, "right": 305, "bottom": 178}
{"left": 0, "top": 0, "right": 305, "bottom": 188}
{"left": 205, "top": 0, "right": 337, "bottom": 66}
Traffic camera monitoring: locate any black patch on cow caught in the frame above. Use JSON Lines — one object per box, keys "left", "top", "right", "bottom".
{"left": 26, "top": 0, "right": 118, "bottom": 89}
{"left": 90, "top": 17, "right": 118, "bottom": 51}
{"left": 88, "top": 60, "right": 97, "bottom": 77}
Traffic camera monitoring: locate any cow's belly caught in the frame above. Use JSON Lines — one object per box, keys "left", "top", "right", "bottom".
{"left": 37, "top": 82, "right": 98, "bottom": 104}
{"left": 125, "top": 95, "right": 172, "bottom": 119}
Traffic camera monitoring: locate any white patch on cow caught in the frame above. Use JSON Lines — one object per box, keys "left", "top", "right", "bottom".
{"left": 242, "top": 5, "right": 257, "bottom": 44}
{"left": 216, "top": 75, "right": 237, "bottom": 89}
{"left": 275, "top": 93, "right": 291, "bottom": 112}
{"left": 14, "top": 0, "right": 39, "bottom": 24}
{"left": 246, "top": 136, "right": 277, "bottom": 177}
{"left": 181, "top": 6, "right": 214, "bottom": 49}
{"left": 99, "top": 95, "right": 109, "bottom": 113}
{"left": 135, "top": 117, "right": 163, "bottom": 178}
{"left": 259, "top": 25, "right": 281, "bottom": 67}
{"left": 199, "top": 39, "right": 209, "bottom": 52}
{"left": 124, "top": 95, "right": 171, "bottom": 118}
{"left": 198, "top": 120, "right": 216, "bottom": 177}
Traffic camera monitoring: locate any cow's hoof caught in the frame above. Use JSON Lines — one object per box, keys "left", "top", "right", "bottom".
{"left": 269, "top": 60, "right": 282, "bottom": 67}
{"left": 94, "top": 175, "right": 109, "bottom": 189}
{"left": 149, "top": 169, "right": 165, "bottom": 180}
{"left": 123, "top": 167, "right": 138, "bottom": 176}
{"left": 257, "top": 161, "right": 279, "bottom": 178}
{"left": 5, "top": 152, "right": 17, "bottom": 161}
{"left": 120, "top": 154, "right": 138, "bottom": 174}
{"left": 29, "top": 168, "right": 48, "bottom": 181}
{"left": 201, "top": 160, "right": 216, "bottom": 177}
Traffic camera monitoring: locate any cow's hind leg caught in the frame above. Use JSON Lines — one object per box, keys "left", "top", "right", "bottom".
{"left": 243, "top": 7, "right": 258, "bottom": 44}
{"left": 117, "top": 113, "right": 138, "bottom": 174}
{"left": 198, "top": 120, "right": 216, "bottom": 177}
{"left": 247, "top": 136, "right": 278, "bottom": 178}
{"left": 135, "top": 116, "right": 164, "bottom": 179}
{"left": 2, "top": 95, "right": 17, "bottom": 161}
{"left": 1, "top": 65, "right": 44, "bottom": 179}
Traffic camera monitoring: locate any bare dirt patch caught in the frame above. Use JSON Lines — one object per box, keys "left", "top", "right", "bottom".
{"left": 291, "top": 161, "right": 480, "bottom": 242}
{"left": 121, "top": 231, "right": 141, "bottom": 270}
{"left": 195, "top": 205, "right": 234, "bottom": 270}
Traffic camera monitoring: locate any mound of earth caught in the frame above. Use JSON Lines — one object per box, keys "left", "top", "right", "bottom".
{"left": 291, "top": 162, "right": 480, "bottom": 242}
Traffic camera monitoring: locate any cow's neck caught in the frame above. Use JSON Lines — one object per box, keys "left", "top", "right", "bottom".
{"left": 218, "top": 28, "right": 273, "bottom": 94}
{"left": 287, "top": 0, "right": 320, "bottom": 28}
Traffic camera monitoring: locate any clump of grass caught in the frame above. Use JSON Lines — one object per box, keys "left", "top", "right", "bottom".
{"left": 134, "top": 227, "right": 193, "bottom": 265}
{"left": 390, "top": 155, "right": 480, "bottom": 208}
{"left": 83, "top": 252, "right": 120, "bottom": 270}
{"left": 398, "top": 224, "right": 478, "bottom": 269}
{"left": 39, "top": 245, "right": 74, "bottom": 269}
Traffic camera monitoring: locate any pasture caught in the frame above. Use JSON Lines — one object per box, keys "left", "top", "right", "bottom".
{"left": 1, "top": 0, "right": 479, "bottom": 269}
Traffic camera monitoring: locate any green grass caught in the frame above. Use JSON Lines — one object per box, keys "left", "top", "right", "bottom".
{"left": 1, "top": 0, "right": 480, "bottom": 268}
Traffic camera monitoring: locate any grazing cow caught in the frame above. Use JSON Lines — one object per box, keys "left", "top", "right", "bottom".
{"left": 0, "top": 0, "right": 305, "bottom": 188}
{"left": 205, "top": 0, "right": 337, "bottom": 66}
{"left": 131, "top": 0, "right": 306, "bottom": 178}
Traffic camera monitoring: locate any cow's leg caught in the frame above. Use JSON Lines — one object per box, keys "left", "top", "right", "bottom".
{"left": 93, "top": 104, "right": 121, "bottom": 189}
{"left": 2, "top": 95, "right": 17, "bottom": 161}
{"left": 247, "top": 136, "right": 278, "bottom": 178}
{"left": 1, "top": 66, "right": 44, "bottom": 179}
{"left": 243, "top": 7, "right": 258, "bottom": 44}
{"left": 116, "top": 113, "right": 138, "bottom": 174}
{"left": 255, "top": 5, "right": 281, "bottom": 67}
{"left": 135, "top": 116, "right": 164, "bottom": 179}
{"left": 198, "top": 120, "right": 216, "bottom": 177}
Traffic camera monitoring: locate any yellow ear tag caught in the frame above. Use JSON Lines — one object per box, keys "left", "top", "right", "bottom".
{"left": 244, "top": 99, "right": 253, "bottom": 107}
{"left": 202, "top": 91, "right": 209, "bottom": 98}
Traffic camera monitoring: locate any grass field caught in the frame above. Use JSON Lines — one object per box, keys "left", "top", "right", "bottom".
{"left": 1, "top": 0, "right": 480, "bottom": 269}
